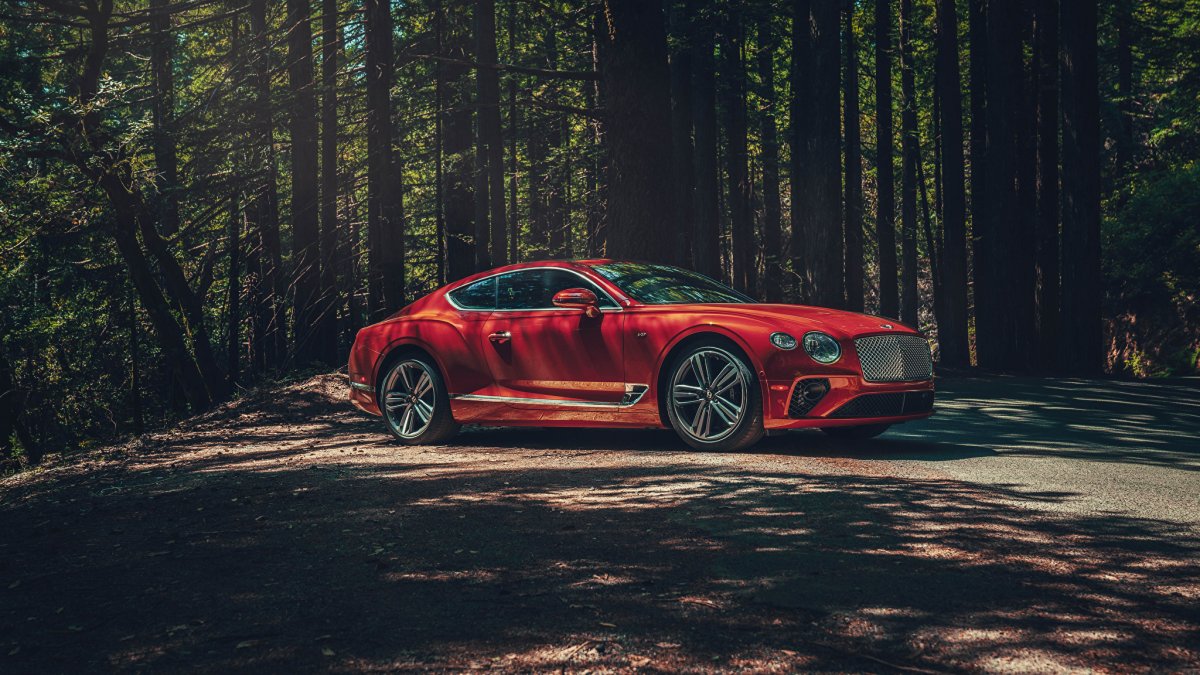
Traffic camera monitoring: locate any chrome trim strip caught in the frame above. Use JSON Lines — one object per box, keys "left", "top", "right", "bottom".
{"left": 445, "top": 266, "right": 624, "bottom": 313}
{"left": 452, "top": 384, "right": 649, "bottom": 409}
{"left": 350, "top": 381, "right": 374, "bottom": 393}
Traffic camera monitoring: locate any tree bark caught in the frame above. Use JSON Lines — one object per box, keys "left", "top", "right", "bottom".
{"left": 898, "top": 0, "right": 918, "bottom": 326}
{"left": 844, "top": 0, "right": 864, "bottom": 312}
{"left": 721, "top": 8, "right": 755, "bottom": 297}
{"left": 791, "top": 0, "right": 843, "bottom": 307}
{"left": 875, "top": 0, "right": 898, "bottom": 318}
{"left": 756, "top": 12, "right": 784, "bottom": 303}
{"left": 248, "top": 0, "right": 286, "bottom": 371}
{"left": 442, "top": 1, "right": 477, "bottom": 282}
{"left": 1114, "top": 0, "right": 1134, "bottom": 173}
{"left": 599, "top": 0, "right": 677, "bottom": 264}
{"left": 365, "top": 0, "right": 406, "bottom": 310}
{"left": 935, "top": 0, "right": 969, "bottom": 366}
{"left": 967, "top": 0, "right": 987, "bottom": 362}
{"left": 669, "top": 0, "right": 695, "bottom": 266}
{"left": 691, "top": 1, "right": 721, "bottom": 278}
{"left": 287, "top": 0, "right": 322, "bottom": 363}
{"left": 149, "top": 0, "right": 180, "bottom": 238}
{"left": 318, "top": 0, "right": 339, "bottom": 363}
{"left": 226, "top": 194, "right": 242, "bottom": 390}
{"left": 1034, "top": 0, "right": 1059, "bottom": 369}
{"left": 1060, "top": 0, "right": 1103, "bottom": 375}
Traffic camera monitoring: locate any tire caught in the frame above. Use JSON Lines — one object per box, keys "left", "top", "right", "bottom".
{"left": 379, "top": 356, "right": 460, "bottom": 445}
{"left": 663, "top": 340, "right": 765, "bottom": 452}
{"left": 821, "top": 423, "right": 891, "bottom": 440}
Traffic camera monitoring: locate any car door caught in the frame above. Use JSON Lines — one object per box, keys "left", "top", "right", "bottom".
{"left": 479, "top": 268, "right": 626, "bottom": 412}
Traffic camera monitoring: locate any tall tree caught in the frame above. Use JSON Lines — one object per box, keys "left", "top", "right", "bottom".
{"left": 791, "top": 0, "right": 843, "bottom": 307}
{"left": 287, "top": 0, "right": 322, "bottom": 363}
{"left": 317, "top": 0, "right": 340, "bottom": 363}
{"left": 149, "top": 0, "right": 180, "bottom": 237}
{"left": 898, "top": 0, "right": 918, "bottom": 326}
{"left": 721, "top": 7, "right": 755, "bottom": 296}
{"left": 967, "top": 0, "right": 988, "bottom": 359}
{"left": 1114, "top": 0, "right": 1135, "bottom": 173}
{"left": 668, "top": 0, "right": 695, "bottom": 265}
{"left": 226, "top": 196, "right": 243, "bottom": 389}
{"left": 442, "top": 2, "right": 477, "bottom": 281}
{"left": 365, "top": 0, "right": 406, "bottom": 310}
{"left": 692, "top": 2, "right": 721, "bottom": 278}
{"left": 935, "top": 0, "right": 969, "bottom": 366}
{"left": 843, "top": 0, "right": 864, "bottom": 312}
{"left": 600, "top": 0, "right": 677, "bottom": 264}
{"left": 875, "top": 0, "right": 899, "bottom": 318}
{"left": 474, "top": 0, "right": 507, "bottom": 269}
{"left": 756, "top": 11, "right": 784, "bottom": 303}
{"left": 1060, "top": 0, "right": 1103, "bottom": 374}
{"left": 248, "top": 0, "right": 286, "bottom": 370}
{"left": 1034, "top": 0, "right": 1059, "bottom": 368}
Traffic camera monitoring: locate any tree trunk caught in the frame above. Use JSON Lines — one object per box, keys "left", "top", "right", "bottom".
{"left": 1114, "top": 0, "right": 1134, "bottom": 173}
{"left": 1034, "top": 0, "right": 1059, "bottom": 369}
{"left": 721, "top": 9, "right": 755, "bottom": 297}
{"left": 844, "top": 0, "right": 864, "bottom": 312}
{"left": 318, "top": 0, "right": 340, "bottom": 364}
{"left": 506, "top": 0, "right": 520, "bottom": 264}
{"left": 149, "top": 0, "right": 180, "bottom": 238}
{"left": 544, "top": 29, "right": 567, "bottom": 258}
{"left": 669, "top": 0, "right": 695, "bottom": 266}
{"left": 1060, "top": 0, "right": 1103, "bottom": 375}
{"left": 288, "top": 0, "right": 322, "bottom": 363}
{"left": 691, "top": 1, "right": 720, "bottom": 278}
{"left": 226, "top": 195, "right": 242, "bottom": 390}
{"left": 365, "top": 0, "right": 406, "bottom": 311}
{"left": 898, "top": 0, "right": 919, "bottom": 326}
{"left": 599, "top": 0, "right": 677, "bottom": 264}
{"left": 249, "top": 0, "right": 286, "bottom": 371}
{"left": 936, "top": 0, "right": 969, "bottom": 366}
{"left": 791, "top": 0, "right": 842, "bottom": 306}
{"left": 967, "top": 0, "right": 987, "bottom": 363}
{"left": 442, "top": 1, "right": 476, "bottom": 282}
{"left": 875, "top": 0, "right": 899, "bottom": 318}
{"left": 756, "top": 13, "right": 784, "bottom": 303}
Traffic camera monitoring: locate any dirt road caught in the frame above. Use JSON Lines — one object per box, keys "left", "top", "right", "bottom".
{"left": 2, "top": 374, "right": 1198, "bottom": 672}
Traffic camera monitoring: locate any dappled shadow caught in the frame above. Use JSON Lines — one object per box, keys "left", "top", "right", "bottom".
{"left": 2, "top": 448, "right": 1197, "bottom": 671}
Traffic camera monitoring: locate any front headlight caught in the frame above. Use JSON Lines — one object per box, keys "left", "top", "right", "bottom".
{"left": 770, "top": 332, "right": 797, "bottom": 350}
{"left": 802, "top": 331, "right": 841, "bottom": 364}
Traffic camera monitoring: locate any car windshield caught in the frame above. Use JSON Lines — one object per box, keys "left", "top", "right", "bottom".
{"left": 588, "top": 262, "right": 752, "bottom": 305}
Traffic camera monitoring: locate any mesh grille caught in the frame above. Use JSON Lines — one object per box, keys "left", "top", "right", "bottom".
{"left": 788, "top": 379, "right": 829, "bottom": 418}
{"left": 829, "top": 390, "right": 935, "bottom": 418}
{"left": 854, "top": 334, "right": 933, "bottom": 382}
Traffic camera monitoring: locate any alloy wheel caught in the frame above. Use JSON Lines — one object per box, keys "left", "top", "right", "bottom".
{"left": 382, "top": 360, "right": 437, "bottom": 439}
{"left": 670, "top": 347, "right": 749, "bottom": 443}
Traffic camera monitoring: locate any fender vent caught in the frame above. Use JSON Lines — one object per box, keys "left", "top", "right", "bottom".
{"left": 788, "top": 379, "right": 830, "bottom": 418}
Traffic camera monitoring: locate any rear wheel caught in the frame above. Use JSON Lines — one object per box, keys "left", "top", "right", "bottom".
{"left": 380, "top": 357, "right": 460, "bottom": 445}
{"left": 664, "top": 341, "right": 764, "bottom": 452}
{"left": 821, "top": 423, "right": 891, "bottom": 440}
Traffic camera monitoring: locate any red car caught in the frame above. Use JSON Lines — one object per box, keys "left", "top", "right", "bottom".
{"left": 348, "top": 260, "right": 934, "bottom": 452}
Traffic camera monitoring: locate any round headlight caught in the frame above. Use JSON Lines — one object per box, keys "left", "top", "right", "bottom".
{"left": 770, "top": 332, "right": 797, "bottom": 350}
{"left": 802, "top": 331, "right": 841, "bottom": 364}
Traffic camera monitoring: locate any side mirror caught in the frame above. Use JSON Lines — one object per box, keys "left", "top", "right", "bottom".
{"left": 552, "top": 287, "right": 601, "bottom": 318}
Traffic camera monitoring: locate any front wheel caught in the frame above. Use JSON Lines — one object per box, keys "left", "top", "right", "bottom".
{"left": 380, "top": 357, "right": 460, "bottom": 445}
{"left": 821, "top": 423, "right": 891, "bottom": 440}
{"left": 664, "top": 342, "right": 764, "bottom": 452}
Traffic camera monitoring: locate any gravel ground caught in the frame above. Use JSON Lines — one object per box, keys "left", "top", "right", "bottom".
{"left": 1, "top": 373, "right": 1197, "bottom": 673}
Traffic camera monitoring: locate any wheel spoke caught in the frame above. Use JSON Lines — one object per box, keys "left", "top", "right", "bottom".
{"left": 714, "top": 375, "right": 741, "bottom": 397}
{"left": 709, "top": 363, "right": 737, "bottom": 393}
{"left": 690, "top": 401, "right": 707, "bottom": 435}
{"left": 414, "top": 372, "right": 432, "bottom": 397}
{"left": 400, "top": 405, "right": 415, "bottom": 434}
{"left": 710, "top": 396, "right": 739, "bottom": 425}
{"left": 414, "top": 399, "right": 433, "bottom": 423}
{"left": 673, "top": 384, "right": 703, "bottom": 405}
{"left": 384, "top": 392, "right": 406, "bottom": 410}
{"left": 690, "top": 354, "right": 710, "bottom": 387}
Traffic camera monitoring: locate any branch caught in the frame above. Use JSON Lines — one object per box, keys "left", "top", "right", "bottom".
{"left": 530, "top": 95, "right": 606, "bottom": 120}
{"left": 408, "top": 53, "right": 599, "bottom": 81}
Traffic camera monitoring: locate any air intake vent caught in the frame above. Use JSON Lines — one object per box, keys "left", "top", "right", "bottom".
{"left": 829, "top": 390, "right": 934, "bottom": 418}
{"left": 855, "top": 334, "right": 933, "bottom": 382}
{"left": 788, "top": 378, "right": 830, "bottom": 418}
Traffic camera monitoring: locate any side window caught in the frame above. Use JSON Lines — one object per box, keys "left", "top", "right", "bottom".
{"left": 447, "top": 276, "right": 496, "bottom": 310}
{"left": 541, "top": 270, "right": 619, "bottom": 308}
{"left": 497, "top": 269, "right": 618, "bottom": 310}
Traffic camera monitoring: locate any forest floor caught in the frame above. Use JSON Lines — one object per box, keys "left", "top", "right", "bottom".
{"left": 2, "top": 373, "right": 1199, "bottom": 673}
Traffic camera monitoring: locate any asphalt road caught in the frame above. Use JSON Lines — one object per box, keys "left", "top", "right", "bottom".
{"left": 1, "top": 373, "right": 1197, "bottom": 672}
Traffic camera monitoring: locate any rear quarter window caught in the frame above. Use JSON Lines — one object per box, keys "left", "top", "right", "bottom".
{"left": 447, "top": 277, "right": 496, "bottom": 310}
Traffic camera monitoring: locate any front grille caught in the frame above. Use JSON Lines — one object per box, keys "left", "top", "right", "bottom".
{"left": 855, "top": 334, "right": 933, "bottom": 382}
{"left": 829, "top": 390, "right": 935, "bottom": 418}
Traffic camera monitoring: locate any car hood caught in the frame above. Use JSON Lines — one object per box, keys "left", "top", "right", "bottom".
{"left": 640, "top": 303, "right": 919, "bottom": 341}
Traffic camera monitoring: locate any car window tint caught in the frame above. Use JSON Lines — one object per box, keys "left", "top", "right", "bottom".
{"left": 447, "top": 276, "right": 496, "bottom": 310}
{"left": 497, "top": 269, "right": 618, "bottom": 310}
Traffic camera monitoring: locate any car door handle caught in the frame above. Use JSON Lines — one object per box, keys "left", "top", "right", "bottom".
{"left": 488, "top": 331, "right": 511, "bottom": 343}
